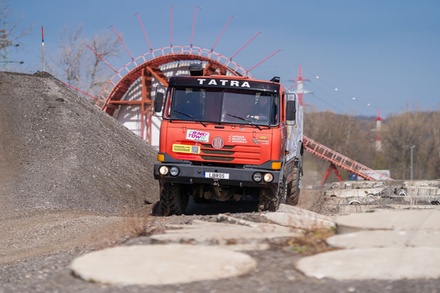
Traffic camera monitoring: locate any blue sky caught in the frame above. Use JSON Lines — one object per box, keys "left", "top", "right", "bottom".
{"left": 5, "top": 0, "right": 440, "bottom": 118}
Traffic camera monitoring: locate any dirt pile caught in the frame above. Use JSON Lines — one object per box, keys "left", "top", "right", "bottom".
{"left": 0, "top": 71, "right": 159, "bottom": 219}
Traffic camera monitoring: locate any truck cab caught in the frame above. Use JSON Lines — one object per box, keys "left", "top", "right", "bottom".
{"left": 154, "top": 71, "right": 303, "bottom": 216}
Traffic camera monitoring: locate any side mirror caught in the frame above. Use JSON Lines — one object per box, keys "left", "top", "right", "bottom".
{"left": 154, "top": 92, "right": 164, "bottom": 113}
{"left": 286, "top": 100, "right": 296, "bottom": 121}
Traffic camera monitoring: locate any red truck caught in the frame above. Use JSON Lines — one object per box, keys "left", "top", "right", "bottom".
{"left": 154, "top": 66, "right": 303, "bottom": 215}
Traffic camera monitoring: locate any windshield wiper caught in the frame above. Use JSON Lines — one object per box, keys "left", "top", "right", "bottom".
{"left": 172, "top": 110, "right": 207, "bottom": 127}
{"left": 226, "top": 113, "right": 263, "bottom": 130}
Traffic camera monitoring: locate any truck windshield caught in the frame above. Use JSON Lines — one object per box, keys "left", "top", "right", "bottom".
{"left": 167, "top": 87, "right": 279, "bottom": 126}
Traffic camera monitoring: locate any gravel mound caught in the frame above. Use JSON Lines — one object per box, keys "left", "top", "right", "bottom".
{"left": 0, "top": 71, "right": 159, "bottom": 219}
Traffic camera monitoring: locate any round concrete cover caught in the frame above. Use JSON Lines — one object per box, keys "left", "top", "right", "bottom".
{"left": 71, "top": 244, "right": 257, "bottom": 286}
{"left": 296, "top": 247, "right": 440, "bottom": 280}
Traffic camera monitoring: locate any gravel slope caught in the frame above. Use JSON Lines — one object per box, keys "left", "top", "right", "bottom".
{"left": 0, "top": 71, "right": 159, "bottom": 219}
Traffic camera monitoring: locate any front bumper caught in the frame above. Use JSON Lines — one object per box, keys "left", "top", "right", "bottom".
{"left": 154, "top": 163, "right": 280, "bottom": 188}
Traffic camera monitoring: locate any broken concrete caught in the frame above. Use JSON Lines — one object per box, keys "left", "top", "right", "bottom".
{"left": 263, "top": 204, "right": 335, "bottom": 230}
{"left": 296, "top": 207, "right": 440, "bottom": 280}
{"left": 296, "top": 247, "right": 440, "bottom": 280}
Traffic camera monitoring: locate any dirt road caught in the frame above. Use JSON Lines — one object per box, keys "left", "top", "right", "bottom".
{"left": 2, "top": 195, "right": 440, "bottom": 293}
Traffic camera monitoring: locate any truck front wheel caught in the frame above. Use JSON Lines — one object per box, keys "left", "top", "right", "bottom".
{"left": 286, "top": 164, "right": 301, "bottom": 206}
{"left": 258, "top": 187, "right": 279, "bottom": 212}
{"left": 160, "top": 182, "right": 189, "bottom": 216}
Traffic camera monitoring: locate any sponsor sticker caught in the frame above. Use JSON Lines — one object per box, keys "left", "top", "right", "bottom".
{"left": 172, "top": 144, "right": 200, "bottom": 154}
{"left": 186, "top": 129, "right": 210, "bottom": 142}
{"left": 228, "top": 134, "right": 247, "bottom": 143}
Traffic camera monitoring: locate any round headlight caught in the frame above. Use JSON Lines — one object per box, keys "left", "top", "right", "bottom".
{"left": 159, "top": 166, "right": 169, "bottom": 175}
{"left": 252, "top": 172, "right": 262, "bottom": 182}
{"left": 263, "top": 173, "right": 274, "bottom": 183}
{"left": 170, "top": 166, "right": 180, "bottom": 176}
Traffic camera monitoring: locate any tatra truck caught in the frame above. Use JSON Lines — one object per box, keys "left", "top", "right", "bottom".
{"left": 153, "top": 65, "right": 303, "bottom": 216}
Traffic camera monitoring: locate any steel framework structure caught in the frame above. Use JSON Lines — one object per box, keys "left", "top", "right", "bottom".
{"left": 95, "top": 46, "right": 257, "bottom": 143}
{"left": 303, "top": 135, "right": 393, "bottom": 183}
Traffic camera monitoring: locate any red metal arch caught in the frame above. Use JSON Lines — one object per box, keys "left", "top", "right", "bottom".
{"left": 101, "top": 53, "right": 244, "bottom": 116}
{"left": 98, "top": 48, "right": 250, "bottom": 143}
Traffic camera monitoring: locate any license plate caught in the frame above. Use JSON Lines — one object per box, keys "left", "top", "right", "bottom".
{"left": 204, "top": 172, "right": 230, "bottom": 179}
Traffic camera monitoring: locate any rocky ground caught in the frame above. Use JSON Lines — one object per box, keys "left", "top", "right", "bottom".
{"left": 1, "top": 71, "right": 439, "bottom": 292}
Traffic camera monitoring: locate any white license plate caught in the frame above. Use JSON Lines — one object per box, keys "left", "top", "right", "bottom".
{"left": 204, "top": 172, "right": 230, "bottom": 179}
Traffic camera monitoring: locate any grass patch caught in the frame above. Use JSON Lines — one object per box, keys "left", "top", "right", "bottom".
{"left": 288, "top": 228, "right": 336, "bottom": 256}
{"left": 121, "top": 202, "right": 165, "bottom": 238}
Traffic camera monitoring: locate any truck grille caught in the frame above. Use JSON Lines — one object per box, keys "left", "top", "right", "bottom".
{"left": 199, "top": 143, "right": 261, "bottom": 163}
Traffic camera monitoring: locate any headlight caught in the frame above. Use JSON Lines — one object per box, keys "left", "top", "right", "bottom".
{"left": 252, "top": 172, "right": 262, "bottom": 182}
{"left": 263, "top": 173, "right": 274, "bottom": 183}
{"left": 158, "top": 166, "right": 169, "bottom": 175}
{"left": 170, "top": 166, "right": 180, "bottom": 176}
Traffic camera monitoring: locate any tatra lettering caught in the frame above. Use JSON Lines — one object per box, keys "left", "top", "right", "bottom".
{"left": 196, "top": 78, "right": 252, "bottom": 88}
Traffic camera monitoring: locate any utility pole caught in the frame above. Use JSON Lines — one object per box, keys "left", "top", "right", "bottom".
{"left": 41, "top": 26, "right": 45, "bottom": 71}
{"left": 410, "top": 145, "right": 415, "bottom": 180}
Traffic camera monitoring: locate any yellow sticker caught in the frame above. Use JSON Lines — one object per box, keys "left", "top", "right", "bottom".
{"left": 172, "top": 144, "right": 200, "bottom": 154}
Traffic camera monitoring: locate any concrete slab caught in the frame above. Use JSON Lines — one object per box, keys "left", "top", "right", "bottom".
{"left": 335, "top": 209, "right": 440, "bottom": 234}
{"left": 263, "top": 204, "right": 335, "bottom": 230}
{"left": 70, "top": 244, "right": 257, "bottom": 286}
{"left": 151, "top": 219, "right": 300, "bottom": 248}
{"left": 296, "top": 247, "right": 440, "bottom": 280}
{"left": 327, "top": 230, "right": 440, "bottom": 249}
{"left": 324, "top": 188, "right": 384, "bottom": 198}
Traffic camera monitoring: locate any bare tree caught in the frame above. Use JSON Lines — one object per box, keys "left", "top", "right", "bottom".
{"left": 304, "top": 108, "right": 440, "bottom": 182}
{"left": 382, "top": 110, "right": 440, "bottom": 179}
{"left": 51, "top": 26, "right": 121, "bottom": 98}
{"left": 86, "top": 32, "right": 120, "bottom": 95}
{"left": 0, "top": 1, "right": 30, "bottom": 70}
{"left": 304, "top": 110, "right": 377, "bottom": 183}
{"left": 53, "top": 27, "right": 85, "bottom": 86}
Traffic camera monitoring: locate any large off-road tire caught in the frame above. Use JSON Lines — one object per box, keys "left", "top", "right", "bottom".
{"left": 258, "top": 187, "right": 279, "bottom": 212}
{"left": 277, "top": 175, "right": 287, "bottom": 206}
{"left": 160, "top": 182, "right": 189, "bottom": 216}
{"left": 286, "top": 164, "right": 301, "bottom": 206}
